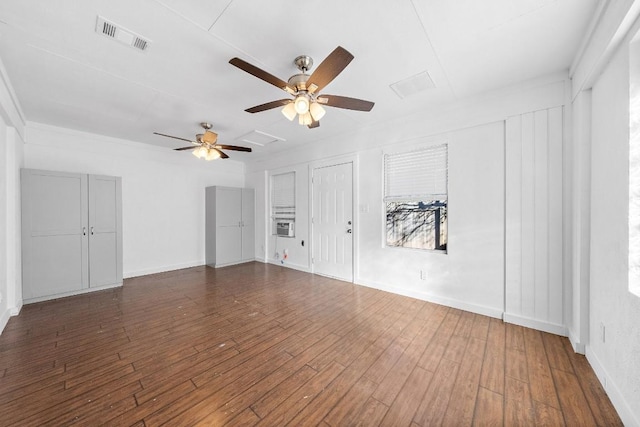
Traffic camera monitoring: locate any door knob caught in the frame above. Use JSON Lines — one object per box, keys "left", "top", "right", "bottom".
{"left": 346, "top": 229, "right": 352, "bottom": 234}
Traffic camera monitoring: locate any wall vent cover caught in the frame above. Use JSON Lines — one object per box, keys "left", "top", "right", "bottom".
{"left": 95, "top": 16, "right": 151, "bottom": 52}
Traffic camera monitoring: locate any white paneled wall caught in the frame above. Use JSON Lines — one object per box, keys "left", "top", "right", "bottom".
{"left": 505, "top": 107, "right": 565, "bottom": 334}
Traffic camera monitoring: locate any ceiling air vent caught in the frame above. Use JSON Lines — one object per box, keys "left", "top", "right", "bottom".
{"left": 95, "top": 16, "right": 151, "bottom": 52}
{"left": 238, "top": 130, "right": 285, "bottom": 147}
{"left": 390, "top": 71, "right": 435, "bottom": 99}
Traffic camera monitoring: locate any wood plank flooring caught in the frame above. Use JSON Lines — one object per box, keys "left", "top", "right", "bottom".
{"left": 0, "top": 263, "right": 622, "bottom": 426}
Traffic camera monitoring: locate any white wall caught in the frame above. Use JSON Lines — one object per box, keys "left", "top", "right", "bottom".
{"left": 254, "top": 164, "right": 311, "bottom": 271}
{"left": 23, "top": 123, "right": 245, "bottom": 278}
{"left": 246, "top": 76, "right": 567, "bottom": 321}
{"left": 0, "top": 116, "right": 9, "bottom": 329}
{"left": 587, "top": 26, "right": 640, "bottom": 425}
{"left": 355, "top": 123, "right": 505, "bottom": 316}
{"left": 0, "top": 56, "right": 25, "bottom": 333}
{"left": 505, "top": 107, "right": 565, "bottom": 334}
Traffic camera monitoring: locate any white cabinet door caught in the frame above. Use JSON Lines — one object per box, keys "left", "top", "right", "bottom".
{"left": 22, "top": 169, "right": 123, "bottom": 302}
{"left": 88, "top": 175, "right": 122, "bottom": 288}
{"left": 21, "top": 170, "right": 89, "bottom": 299}
{"left": 241, "top": 188, "right": 255, "bottom": 261}
{"left": 206, "top": 186, "right": 255, "bottom": 267}
{"left": 215, "top": 187, "right": 242, "bottom": 265}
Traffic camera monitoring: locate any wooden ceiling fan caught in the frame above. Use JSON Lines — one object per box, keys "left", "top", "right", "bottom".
{"left": 153, "top": 122, "right": 251, "bottom": 160}
{"left": 229, "top": 46, "right": 374, "bottom": 128}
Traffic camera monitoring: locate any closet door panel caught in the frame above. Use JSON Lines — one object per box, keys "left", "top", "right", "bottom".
{"left": 21, "top": 170, "right": 88, "bottom": 299}
{"left": 88, "top": 175, "right": 122, "bottom": 288}
{"left": 241, "top": 189, "right": 255, "bottom": 261}
{"left": 31, "top": 235, "right": 84, "bottom": 297}
{"left": 215, "top": 226, "right": 242, "bottom": 266}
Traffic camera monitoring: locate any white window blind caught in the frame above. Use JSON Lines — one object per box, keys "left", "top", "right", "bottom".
{"left": 384, "top": 144, "right": 448, "bottom": 201}
{"left": 271, "top": 172, "right": 295, "bottom": 219}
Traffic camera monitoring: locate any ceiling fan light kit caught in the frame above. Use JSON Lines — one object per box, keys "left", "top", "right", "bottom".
{"left": 154, "top": 122, "right": 251, "bottom": 160}
{"left": 230, "top": 46, "right": 374, "bottom": 128}
{"left": 156, "top": 47, "right": 374, "bottom": 161}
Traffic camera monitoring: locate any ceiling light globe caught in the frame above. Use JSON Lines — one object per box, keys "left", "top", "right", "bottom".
{"left": 281, "top": 102, "right": 297, "bottom": 121}
{"left": 205, "top": 148, "right": 221, "bottom": 161}
{"left": 309, "top": 102, "right": 326, "bottom": 121}
{"left": 298, "top": 111, "right": 313, "bottom": 126}
{"left": 294, "top": 95, "right": 310, "bottom": 114}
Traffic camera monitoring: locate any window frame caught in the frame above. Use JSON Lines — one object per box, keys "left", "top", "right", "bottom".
{"left": 383, "top": 143, "right": 448, "bottom": 252}
{"left": 270, "top": 171, "right": 296, "bottom": 237}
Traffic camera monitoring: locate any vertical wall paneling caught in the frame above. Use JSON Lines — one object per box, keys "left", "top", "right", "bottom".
{"left": 534, "top": 109, "right": 549, "bottom": 322}
{"left": 520, "top": 113, "right": 536, "bottom": 319}
{"left": 505, "top": 116, "right": 523, "bottom": 315}
{"left": 548, "top": 107, "right": 564, "bottom": 326}
{"left": 505, "top": 107, "right": 565, "bottom": 335}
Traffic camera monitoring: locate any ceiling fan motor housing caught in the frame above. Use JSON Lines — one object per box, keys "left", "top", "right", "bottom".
{"left": 288, "top": 73, "right": 310, "bottom": 92}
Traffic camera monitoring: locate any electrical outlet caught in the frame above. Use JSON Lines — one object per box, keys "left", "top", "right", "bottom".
{"left": 600, "top": 322, "right": 606, "bottom": 343}
{"left": 420, "top": 270, "right": 427, "bottom": 280}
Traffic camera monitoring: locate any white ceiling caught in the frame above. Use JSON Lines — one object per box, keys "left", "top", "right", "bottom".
{"left": 0, "top": 0, "right": 598, "bottom": 162}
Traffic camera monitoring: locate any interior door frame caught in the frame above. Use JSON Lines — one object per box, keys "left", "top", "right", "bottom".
{"left": 309, "top": 154, "right": 359, "bottom": 282}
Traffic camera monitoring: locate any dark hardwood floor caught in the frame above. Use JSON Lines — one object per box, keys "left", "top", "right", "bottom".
{"left": 0, "top": 263, "right": 622, "bottom": 426}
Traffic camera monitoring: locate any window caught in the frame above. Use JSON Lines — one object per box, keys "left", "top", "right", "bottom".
{"left": 271, "top": 172, "right": 295, "bottom": 236}
{"left": 384, "top": 144, "right": 448, "bottom": 251}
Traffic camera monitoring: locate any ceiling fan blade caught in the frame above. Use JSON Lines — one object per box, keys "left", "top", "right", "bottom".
{"left": 308, "top": 120, "right": 320, "bottom": 129}
{"left": 306, "top": 46, "right": 354, "bottom": 94}
{"left": 153, "top": 132, "right": 194, "bottom": 143}
{"left": 214, "top": 148, "right": 229, "bottom": 159}
{"left": 229, "top": 58, "right": 295, "bottom": 94}
{"left": 174, "top": 146, "right": 197, "bottom": 151}
{"left": 216, "top": 144, "right": 252, "bottom": 152}
{"left": 318, "top": 95, "right": 374, "bottom": 111}
{"left": 245, "top": 99, "right": 291, "bottom": 113}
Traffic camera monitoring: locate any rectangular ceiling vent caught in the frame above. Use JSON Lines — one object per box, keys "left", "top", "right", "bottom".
{"left": 238, "top": 130, "right": 285, "bottom": 147}
{"left": 390, "top": 71, "right": 435, "bottom": 99}
{"left": 95, "top": 16, "right": 151, "bottom": 52}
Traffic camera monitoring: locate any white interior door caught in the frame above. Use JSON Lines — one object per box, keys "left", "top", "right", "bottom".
{"left": 312, "top": 162, "right": 353, "bottom": 281}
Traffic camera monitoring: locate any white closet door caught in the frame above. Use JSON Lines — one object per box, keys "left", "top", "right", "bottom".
{"left": 215, "top": 187, "right": 242, "bottom": 266}
{"left": 88, "top": 175, "right": 122, "bottom": 288}
{"left": 21, "top": 170, "right": 89, "bottom": 299}
{"left": 241, "top": 189, "right": 255, "bottom": 261}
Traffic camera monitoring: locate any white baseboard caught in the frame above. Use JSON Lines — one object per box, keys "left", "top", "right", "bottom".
{"left": 586, "top": 346, "right": 640, "bottom": 427}
{"left": 502, "top": 313, "right": 567, "bottom": 336}
{"left": 355, "top": 278, "right": 503, "bottom": 319}
{"left": 567, "top": 328, "right": 586, "bottom": 354}
{"left": 0, "top": 302, "right": 23, "bottom": 335}
{"left": 0, "top": 308, "right": 10, "bottom": 335}
{"left": 266, "top": 259, "right": 311, "bottom": 273}
{"left": 23, "top": 282, "right": 122, "bottom": 305}
{"left": 10, "top": 302, "right": 22, "bottom": 316}
{"left": 124, "top": 261, "right": 203, "bottom": 278}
